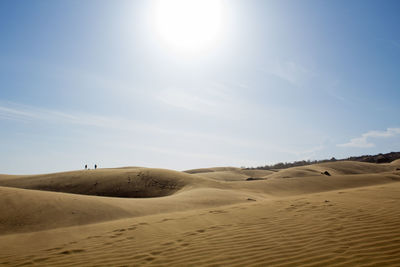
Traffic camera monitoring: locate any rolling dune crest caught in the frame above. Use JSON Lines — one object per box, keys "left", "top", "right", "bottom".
{"left": 1, "top": 161, "right": 400, "bottom": 266}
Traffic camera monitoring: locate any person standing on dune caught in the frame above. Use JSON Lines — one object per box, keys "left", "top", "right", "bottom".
{"left": 94, "top": 164, "right": 97, "bottom": 170}
{"left": 85, "top": 164, "right": 87, "bottom": 170}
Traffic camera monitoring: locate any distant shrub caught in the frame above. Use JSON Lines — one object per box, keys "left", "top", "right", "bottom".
{"left": 245, "top": 152, "right": 400, "bottom": 170}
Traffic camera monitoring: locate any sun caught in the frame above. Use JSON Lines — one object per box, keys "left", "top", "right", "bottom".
{"left": 153, "top": 0, "right": 225, "bottom": 53}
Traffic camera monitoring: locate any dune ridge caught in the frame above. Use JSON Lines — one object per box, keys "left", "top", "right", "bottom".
{"left": 0, "top": 168, "right": 217, "bottom": 198}
{"left": 1, "top": 183, "right": 400, "bottom": 266}
{"left": 1, "top": 161, "right": 400, "bottom": 266}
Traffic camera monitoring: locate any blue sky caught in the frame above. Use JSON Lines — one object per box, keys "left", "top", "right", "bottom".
{"left": 1, "top": 0, "right": 400, "bottom": 174}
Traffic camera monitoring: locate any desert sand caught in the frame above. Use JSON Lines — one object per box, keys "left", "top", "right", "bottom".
{"left": 1, "top": 160, "right": 400, "bottom": 266}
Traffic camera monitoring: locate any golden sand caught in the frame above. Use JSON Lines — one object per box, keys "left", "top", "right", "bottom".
{"left": 1, "top": 161, "right": 400, "bottom": 266}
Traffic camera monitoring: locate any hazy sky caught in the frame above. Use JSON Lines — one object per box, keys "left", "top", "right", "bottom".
{"left": 1, "top": 0, "right": 400, "bottom": 174}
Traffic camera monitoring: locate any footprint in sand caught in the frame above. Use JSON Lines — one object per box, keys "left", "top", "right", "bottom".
{"left": 87, "top": 235, "right": 101, "bottom": 240}
{"left": 156, "top": 218, "right": 173, "bottom": 223}
{"left": 44, "top": 247, "right": 63, "bottom": 252}
{"left": 113, "top": 229, "right": 126, "bottom": 233}
{"left": 285, "top": 204, "right": 296, "bottom": 211}
{"left": 209, "top": 210, "right": 228, "bottom": 214}
{"left": 183, "top": 232, "right": 197, "bottom": 237}
{"left": 110, "top": 233, "right": 123, "bottom": 238}
{"left": 59, "top": 249, "right": 85, "bottom": 255}
{"left": 334, "top": 246, "right": 349, "bottom": 253}
{"left": 132, "top": 254, "right": 148, "bottom": 260}
{"left": 144, "top": 256, "right": 155, "bottom": 262}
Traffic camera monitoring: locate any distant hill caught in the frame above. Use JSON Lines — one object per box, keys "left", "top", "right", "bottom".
{"left": 247, "top": 152, "right": 400, "bottom": 170}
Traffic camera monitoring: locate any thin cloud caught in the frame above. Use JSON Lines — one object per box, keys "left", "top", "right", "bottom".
{"left": 0, "top": 105, "right": 44, "bottom": 121}
{"left": 157, "top": 87, "right": 218, "bottom": 112}
{"left": 0, "top": 102, "right": 331, "bottom": 168}
{"left": 263, "top": 60, "right": 315, "bottom": 87}
{"left": 155, "top": 83, "right": 243, "bottom": 119}
{"left": 337, "top": 128, "right": 400, "bottom": 148}
{"left": 0, "top": 102, "right": 170, "bottom": 135}
{"left": 0, "top": 102, "right": 259, "bottom": 149}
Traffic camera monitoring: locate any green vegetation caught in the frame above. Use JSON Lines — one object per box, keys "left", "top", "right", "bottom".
{"left": 247, "top": 152, "right": 400, "bottom": 170}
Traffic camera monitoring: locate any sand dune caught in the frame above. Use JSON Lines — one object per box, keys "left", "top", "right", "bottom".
{"left": 265, "top": 161, "right": 396, "bottom": 179}
{"left": 186, "top": 161, "right": 396, "bottom": 181}
{"left": 184, "top": 166, "right": 242, "bottom": 174}
{"left": 0, "top": 168, "right": 224, "bottom": 198}
{"left": 185, "top": 167, "right": 273, "bottom": 181}
{"left": 0, "top": 186, "right": 253, "bottom": 235}
{"left": 390, "top": 158, "right": 400, "bottom": 166}
{"left": 1, "top": 161, "right": 400, "bottom": 266}
{"left": 192, "top": 169, "right": 274, "bottom": 181}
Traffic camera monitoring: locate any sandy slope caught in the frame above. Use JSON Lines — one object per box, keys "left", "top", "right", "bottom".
{"left": 1, "top": 161, "right": 400, "bottom": 266}
{"left": 390, "top": 158, "right": 400, "bottom": 166}
{"left": 185, "top": 167, "right": 274, "bottom": 181}
{"left": 184, "top": 166, "right": 242, "bottom": 174}
{"left": 0, "top": 168, "right": 219, "bottom": 198}
{"left": 264, "top": 161, "right": 397, "bottom": 179}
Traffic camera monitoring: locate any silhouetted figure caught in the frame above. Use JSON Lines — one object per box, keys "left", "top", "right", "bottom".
{"left": 94, "top": 164, "right": 97, "bottom": 170}
{"left": 85, "top": 164, "right": 87, "bottom": 170}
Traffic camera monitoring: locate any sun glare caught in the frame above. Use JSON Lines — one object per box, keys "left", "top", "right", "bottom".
{"left": 154, "top": 0, "right": 224, "bottom": 52}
